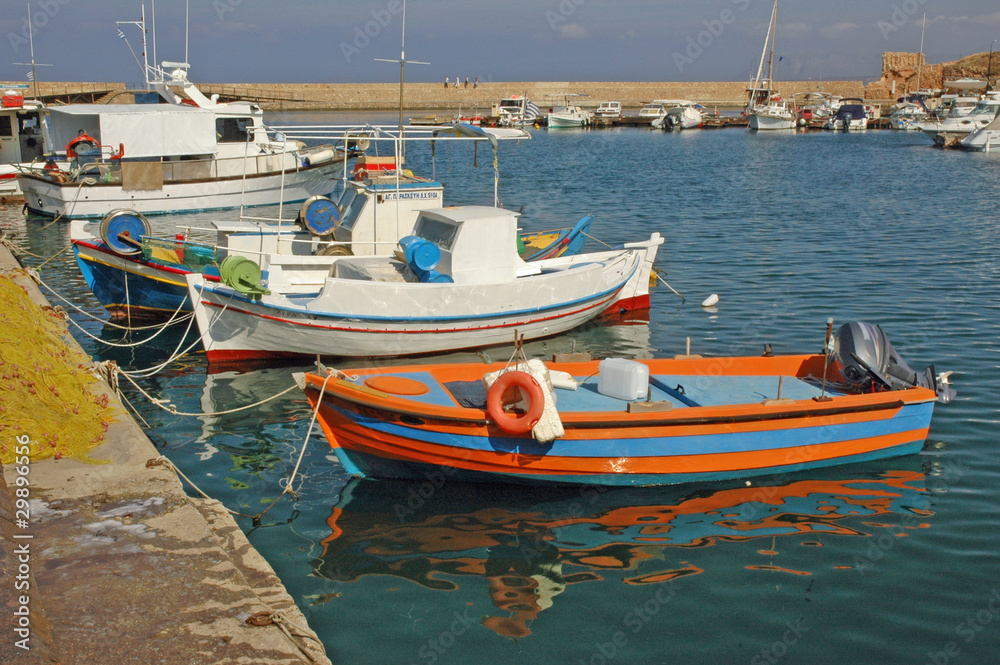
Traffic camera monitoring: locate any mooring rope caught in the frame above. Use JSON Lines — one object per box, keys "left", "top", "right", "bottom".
{"left": 581, "top": 232, "right": 685, "bottom": 302}
{"left": 28, "top": 267, "right": 194, "bottom": 331}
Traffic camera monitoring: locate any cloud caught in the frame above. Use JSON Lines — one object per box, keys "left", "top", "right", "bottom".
{"left": 820, "top": 22, "right": 857, "bottom": 39}
{"left": 972, "top": 11, "right": 1000, "bottom": 24}
{"left": 557, "top": 23, "right": 589, "bottom": 39}
{"left": 781, "top": 22, "right": 811, "bottom": 34}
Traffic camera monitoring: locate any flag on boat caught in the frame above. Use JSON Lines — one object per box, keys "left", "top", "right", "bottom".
{"left": 26, "top": 71, "right": 34, "bottom": 81}
{"left": 525, "top": 100, "right": 541, "bottom": 122}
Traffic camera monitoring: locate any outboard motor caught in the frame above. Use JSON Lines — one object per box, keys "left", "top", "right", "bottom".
{"left": 833, "top": 322, "right": 955, "bottom": 404}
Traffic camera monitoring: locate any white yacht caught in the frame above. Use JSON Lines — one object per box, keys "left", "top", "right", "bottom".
{"left": 920, "top": 94, "right": 1000, "bottom": 147}
{"left": 958, "top": 113, "right": 1000, "bottom": 151}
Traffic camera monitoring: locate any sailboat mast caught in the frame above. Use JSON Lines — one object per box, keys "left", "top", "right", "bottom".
{"left": 766, "top": 0, "right": 778, "bottom": 88}
{"left": 915, "top": 12, "right": 926, "bottom": 93}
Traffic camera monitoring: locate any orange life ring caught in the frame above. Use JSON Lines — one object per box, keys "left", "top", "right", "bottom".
{"left": 486, "top": 371, "right": 544, "bottom": 435}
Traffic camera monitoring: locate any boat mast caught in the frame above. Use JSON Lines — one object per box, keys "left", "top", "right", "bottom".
{"left": 915, "top": 12, "right": 926, "bottom": 93}
{"left": 766, "top": 0, "right": 779, "bottom": 90}
{"left": 750, "top": 0, "right": 778, "bottom": 108}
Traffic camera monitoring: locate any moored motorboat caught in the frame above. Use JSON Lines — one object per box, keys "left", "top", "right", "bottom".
{"left": 920, "top": 93, "right": 1000, "bottom": 147}
{"left": 654, "top": 100, "right": 704, "bottom": 131}
{"left": 72, "top": 154, "right": 596, "bottom": 319}
{"left": 825, "top": 98, "right": 871, "bottom": 131}
{"left": 299, "top": 321, "right": 954, "bottom": 486}
{"left": 187, "top": 205, "right": 662, "bottom": 361}
{"left": 18, "top": 63, "right": 346, "bottom": 218}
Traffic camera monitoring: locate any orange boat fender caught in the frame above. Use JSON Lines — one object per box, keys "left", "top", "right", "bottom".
{"left": 487, "top": 371, "right": 544, "bottom": 435}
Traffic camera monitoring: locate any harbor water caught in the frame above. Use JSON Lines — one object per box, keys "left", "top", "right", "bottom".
{"left": 4, "top": 115, "right": 1000, "bottom": 664}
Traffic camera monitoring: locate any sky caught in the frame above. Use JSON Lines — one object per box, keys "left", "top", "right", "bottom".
{"left": 2, "top": 1, "right": 999, "bottom": 85}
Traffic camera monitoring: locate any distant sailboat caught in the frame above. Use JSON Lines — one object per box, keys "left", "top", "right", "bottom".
{"left": 746, "top": 0, "right": 796, "bottom": 131}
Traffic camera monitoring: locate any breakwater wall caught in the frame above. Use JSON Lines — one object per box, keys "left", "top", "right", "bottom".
{"left": 20, "top": 80, "right": 871, "bottom": 111}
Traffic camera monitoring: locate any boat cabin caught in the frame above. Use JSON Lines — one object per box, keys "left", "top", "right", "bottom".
{"left": 334, "top": 167, "right": 445, "bottom": 256}
{"left": 594, "top": 101, "right": 621, "bottom": 118}
{"left": 409, "top": 206, "right": 526, "bottom": 284}
{"left": 638, "top": 103, "right": 666, "bottom": 118}
{"left": 0, "top": 96, "right": 48, "bottom": 166}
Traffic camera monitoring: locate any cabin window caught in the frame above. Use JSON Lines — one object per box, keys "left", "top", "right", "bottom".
{"left": 0, "top": 116, "right": 12, "bottom": 137}
{"left": 413, "top": 217, "right": 459, "bottom": 250}
{"left": 216, "top": 117, "right": 251, "bottom": 143}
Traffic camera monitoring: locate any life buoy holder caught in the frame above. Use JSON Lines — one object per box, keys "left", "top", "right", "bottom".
{"left": 66, "top": 131, "right": 98, "bottom": 158}
{"left": 486, "top": 371, "right": 544, "bottom": 435}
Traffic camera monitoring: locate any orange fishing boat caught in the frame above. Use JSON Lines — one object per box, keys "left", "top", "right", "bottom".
{"left": 300, "top": 322, "right": 954, "bottom": 486}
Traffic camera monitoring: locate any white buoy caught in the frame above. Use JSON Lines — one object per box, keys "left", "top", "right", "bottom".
{"left": 701, "top": 293, "right": 719, "bottom": 308}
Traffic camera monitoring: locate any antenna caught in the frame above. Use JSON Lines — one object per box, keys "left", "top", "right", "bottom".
{"left": 14, "top": 4, "right": 53, "bottom": 100}
{"left": 117, "top": 5, "right": 150, "bottom": 89}
{"left": 374, "top": 0, "right": 430, "bottom": 139}
{"left": 151, "top": 0, "right": 158, "bottom": 77}
{"left": 185, "top": 0, "right": 189, "bottom": 65}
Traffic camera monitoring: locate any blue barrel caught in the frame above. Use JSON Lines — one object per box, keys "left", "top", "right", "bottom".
{"left": 417, "top": 269, "right": 453, "bottom": 283}
{"left": 399, "top": 236, "right": 440, "bottom": 272}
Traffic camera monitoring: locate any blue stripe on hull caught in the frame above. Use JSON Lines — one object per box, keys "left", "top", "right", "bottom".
{"left": 74, "top": 248, "right": 190, "bottom": 314}
{"left": 334, "top": 401, "right": 934, "bottom": 458}
{"left": 334, "top": 440, "right": 927, "bottom": 487}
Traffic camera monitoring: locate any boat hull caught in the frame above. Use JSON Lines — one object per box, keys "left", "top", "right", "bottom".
{"left": 748, "top": 113, "right": 796, "bottom": 131}
{"left": 187, "top": 251, "right": 643, "bottom": 361}
{"left": 71, "top": 218, "right": 617, "bottom": 319}
{"left": 20, "top": 161, "right": 341, "bottom": 218}
{"left": 302, "top": 356, "right": 939, "bottom": 486}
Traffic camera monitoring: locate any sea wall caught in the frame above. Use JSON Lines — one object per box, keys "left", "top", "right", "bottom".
{"left": 20, "top": 79, "right": 871, "bottom": 111}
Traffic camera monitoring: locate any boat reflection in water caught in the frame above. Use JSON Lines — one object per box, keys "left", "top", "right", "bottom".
{"left": 313, "top": 467, "right": 932, "bottom": 639}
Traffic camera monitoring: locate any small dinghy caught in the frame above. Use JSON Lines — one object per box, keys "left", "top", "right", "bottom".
{"left": 299, "top": 322, "right": 954, "bottom": 486}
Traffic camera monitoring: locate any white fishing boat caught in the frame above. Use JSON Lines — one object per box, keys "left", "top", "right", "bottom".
{"left": 17, "top": 63, "right": 346, "bottom": 218}
{"left": 653, "top": 100, "right": 704, "bottom": 130}
{"left": 746, "top": 0, "right": 796, "bottom": 131}
{"left": 493, "top": 95, "right": 541, "bottom": 127}
{"left": 593, "top": 101, "right": 622, "bottom": 119}
{"left": 185, "top": 205, "right": 663, "bottom": 362}
{"left": 0, "top": 91, "right": 53, "bottom": 199}
{"left": 547, "top": 106, "right": 592, "bottom": 128}
{"left": 546, "top": 95, "right": 593, "bottom": 128}
{"left": 920, "top": 93, "right": 1000, "bottom": 147}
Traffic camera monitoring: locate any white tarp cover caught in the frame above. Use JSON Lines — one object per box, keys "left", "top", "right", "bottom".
{"left": 49, "top": 105, "right": 217, "bottom": 158}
